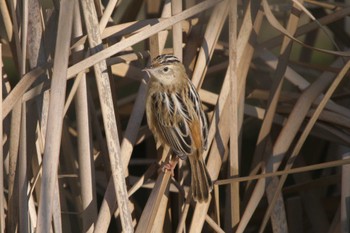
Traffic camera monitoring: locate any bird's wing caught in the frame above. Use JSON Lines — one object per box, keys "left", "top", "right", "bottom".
{"left": 151, "top": 91, "right": 194, "bottom": 157}
{"left": 151, "top": 82, "right": 209, "bottom": 157}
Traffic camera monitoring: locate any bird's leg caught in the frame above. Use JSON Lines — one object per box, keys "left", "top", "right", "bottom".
{"left": 161, "top": 156, "right": 179, "bottom": 176}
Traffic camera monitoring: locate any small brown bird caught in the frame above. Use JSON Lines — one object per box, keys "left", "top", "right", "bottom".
{"left": 144, "top": 54, "right": 212, "bottom": 203}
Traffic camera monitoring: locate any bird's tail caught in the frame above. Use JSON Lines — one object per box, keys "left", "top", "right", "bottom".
{"left": 189, "top": 151, "right": 213, "bottom": 203}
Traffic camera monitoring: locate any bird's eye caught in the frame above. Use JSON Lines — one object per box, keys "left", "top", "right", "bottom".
{"left": 163, "top": 67, "right": 169, "bottom": 72}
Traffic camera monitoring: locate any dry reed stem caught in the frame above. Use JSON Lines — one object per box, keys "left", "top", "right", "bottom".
{"left": 158, "top": 0, "right": 171, "bottom": 54}
{"left": 19, "top": 103, "right": 28, "bottom": 233}
{"left": 205, "top": 215, "right": 225, "bottom": 233}
{"left": 18, "top": 1, "right": 29, "bottom": 231}
{"left": 6, "top": 2, "right": 24, "bottom": 231}
{"left": 52, "top": 180, "right": 62, "bottom": 233}
{"left": 99, "top": 0, "right": 119, "bottom": 32}
{"left": 133, "top": 4, "right": 173, "bottom": 230}
{"left": 94, "top": 79, "right": 148, "bottom": 232}
{"left": 7, "top": 62, "right": 21, "bottom": 233}
{"left": 0, "top": 44, "right": 4, "bottom": 233}
{"left": 176, "top": 191, "right": 192, "bottom": 233}
{"left": 233, "top": 4, "right": 264, "bottom": 228}
{"left": 172, "top": 0, "right": 183, "bottom": 60}
{"left": 236, "top": 1, "right": 263, "bottom": 144}
{"left": 228, "top": 0, "right": 240, "bottom": 231}
{"left": 7, "top": 0, "right": 22, "bottom": 69}
{"left": 341, "top": 152, "right": 350, "bottom": 232}
{"left": 2, "top": 66, "right": 46, "bottom": 119}
{"left": 135, "top": 170, "right": 172, "bottom": 233}
{"left": 73, "top": 2, "right": 98, "bottom": 232}
{"left": 36, "top": 1, "right": 74, "bottom": 231}
{"left": 216, "top": 157, "right": 350, "bottom": 185}
{"left": 0, "top": 0, "right": 12, "bottom": 41}
{"left": 80, "top": 0, "right": 133, "bottom": 231}
{"left": 149, "top": 181, "right": 170, "bottom": 232}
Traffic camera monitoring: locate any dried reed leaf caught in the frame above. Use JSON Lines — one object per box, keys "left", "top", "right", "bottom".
{"left": 191, "top": 0, "right": 229, "bottom": 87}
{"left": 262, "top": 0, "right": 350, "bottom": 57}
{"left": 260, "top": 59, "right": 350, "bottom": 232}
{"left": 67, "top": 0, "right": 222, "bottom": 79}
{"left": 259, "top": 6, "right": 350, "bottom": 50}
{"left": 237, "top": 58, "right": 346, "bottom": 233}
{"left": 260, "top": 49, "right": 350, "bottom": 118}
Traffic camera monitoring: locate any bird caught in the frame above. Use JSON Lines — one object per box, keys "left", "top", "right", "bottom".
{"left": 144, "top": 54, "right": 212, "bottom": 203}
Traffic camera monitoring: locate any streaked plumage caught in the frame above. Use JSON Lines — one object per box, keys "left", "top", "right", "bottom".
{"left": 145, "top": 54, "right": 212, "bottom": 202}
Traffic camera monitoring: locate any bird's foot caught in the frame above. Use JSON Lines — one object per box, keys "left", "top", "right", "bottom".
{"left": 161, "top": 157, "right": 179, "bottom": 176}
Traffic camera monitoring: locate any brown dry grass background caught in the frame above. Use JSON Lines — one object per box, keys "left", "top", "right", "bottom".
{"left": 1, "top": 0, "right": 350, "bottom": 232}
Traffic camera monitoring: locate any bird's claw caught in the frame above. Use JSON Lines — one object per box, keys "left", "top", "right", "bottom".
{"left": 160, "top": 157, "right": 179, "bottom": 176}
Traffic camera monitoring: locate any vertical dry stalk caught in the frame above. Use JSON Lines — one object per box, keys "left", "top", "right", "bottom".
{"left": 172, "top": 0, "right": 183, "bottom": 60}
{"left": 6, "top": 1, "right": 25, "bottom": 232}
{"left": 73, "top": 2, "right": 98, "bottom": 232}
{"left": 79, "top": 0, "right": 133, "bottom": 231}
{"left": 99, "top": 0, "right": 119, "bottom": 32}
{"left": 0, "top": 0, "right": 13, "bottom": 41}
{"left": 341, "top": 151, "right": 350, "bottom": 233}
{"left": 36, "top": 1, "right": 75, "bottom": 232}
{"left": 18, "top": 0, "right": 29, "bottom": 231}
{"left": 0, "top": 44, "right": 4, "bottom": 233}
{"left": 228, "top": 0, "right": 240, "bottom": 231}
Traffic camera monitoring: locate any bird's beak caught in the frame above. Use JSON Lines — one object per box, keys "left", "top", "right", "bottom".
{"left": 142, "top": 67, "right": 154, "bottom": 76}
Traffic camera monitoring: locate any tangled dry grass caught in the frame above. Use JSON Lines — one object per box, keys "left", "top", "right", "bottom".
{"left": 1, "top": 0, "right": 350, "bottom": 232}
